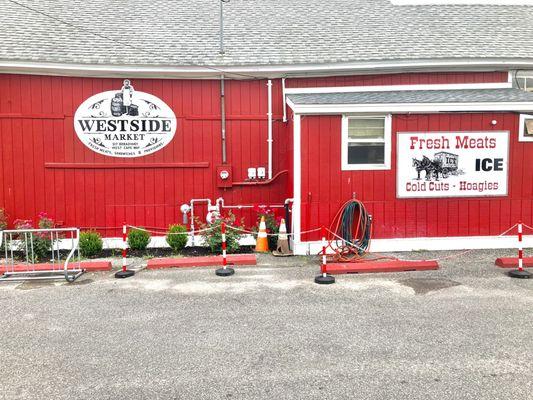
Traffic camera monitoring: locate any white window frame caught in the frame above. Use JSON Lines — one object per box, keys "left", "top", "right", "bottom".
{"left": 341, "top": 115, "right": 392, "bottom": 170}
{"left": 519, "top": 114, "right": 533, "bottom": 142}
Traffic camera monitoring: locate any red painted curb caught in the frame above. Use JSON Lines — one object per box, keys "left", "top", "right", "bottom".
{"left": 495, "top": 257, "right": 533, "bottom": 268}
{"left": 0, "top": 261, "right": 112, "bottom": 273}
{"left": 147, "top": 254, "right": 257, "bottom": 270}
{"left": 325, "top": 260, "right": 439, "bottom": 274}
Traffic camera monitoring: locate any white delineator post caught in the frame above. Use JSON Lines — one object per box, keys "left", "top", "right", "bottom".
{"left": 321, "top": 227, "right": 327, "bottom": 277}
{"left": 114, "top": 222, "right": 135, "bottom": 278}
{"left": 508, "top": 221, "right": 530, "bottom": 279}
{"left": 215, "top": 221, "right": 235, "bottom": 277}
{"left": 122, "top": 223, "right": 127, "bottom": 272}
{"left": 222, "top": 222, "right": 227, "bottom": 268}
{"left": 518, "top": 222, "right": 523, "bottom": 272}
{"left": 314, "top": 226, "right": 335, "bottom": 284}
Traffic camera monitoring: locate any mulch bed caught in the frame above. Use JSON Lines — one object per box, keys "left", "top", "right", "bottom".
{"left": 2, "top": 246, "right": 255, "bottom": 261}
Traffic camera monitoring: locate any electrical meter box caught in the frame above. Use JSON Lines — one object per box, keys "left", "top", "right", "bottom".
{"left": 216, "top": 165, "right": 233, "bottom": 188}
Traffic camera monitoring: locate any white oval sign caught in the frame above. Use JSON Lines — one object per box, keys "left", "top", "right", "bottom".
{"left": 74, "top": 80, "right": 176, "bottom": 157}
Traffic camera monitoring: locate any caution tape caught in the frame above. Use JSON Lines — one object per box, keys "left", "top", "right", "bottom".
{"left": 82, "top": 220, "right": 529, "bottom": 263}
{"left": 78, "top": 226, "right": 123, "bottom": 231}
{"left": 226, "top": 225, "right": 322, "bottom": 237}
{"left": 126, "top": 225, "right": 216, "bottom": 235}
{"left": 498, "top": 223, "right": 519, "bottom": 237}
{"left": 523, "top": 223, "right": 533, "bottom": 232}
{"left": 324, "top": 222, "right": 528, "bottom": 264}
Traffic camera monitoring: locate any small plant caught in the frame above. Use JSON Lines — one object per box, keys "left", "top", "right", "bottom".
{"left": 127, "top": 227, "right": 151, "bottom": 251}
{"left": 0, "top": 208, "right": 7, "bottom": 230}
{"left": 166, "top": 224, "right": 188, "bottom": 253}
{"left": 0, "top": 208, "right": 7, "bottom": 251}
{"left": 13, "top": 213, "right": 56, "bottom": 262}
{"left": 79, "top": 230, "right": 103, "bottom": 257}
{"left": 198, "top": 212, "right": 243, "bottom": 254}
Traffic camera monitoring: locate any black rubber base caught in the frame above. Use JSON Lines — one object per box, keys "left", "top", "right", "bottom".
{"left": 508, "top": 269, "right": 531, "bottom": 279}
{"left": 115, "top": 270, "right": 135, "bottom": 279}
{"left": 314, "top": 274, "right": 335, "bottom": 285}
{"left": 215, "top": 267, "right": 235, "bottom": 277}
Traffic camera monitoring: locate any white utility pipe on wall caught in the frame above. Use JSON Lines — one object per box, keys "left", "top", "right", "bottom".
{"left": 282, "top": 77, "right": 287, "bottom": 123}
{"left": 267, "top": 79, "right": 273, "bottom": 179}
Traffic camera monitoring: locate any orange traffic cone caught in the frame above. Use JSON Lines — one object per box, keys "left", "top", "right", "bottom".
{"left": 255, "top": 216, "right": 269, "bottom": 252}
{"left": 273, "top": 218, "right": 293, "bottom": 257}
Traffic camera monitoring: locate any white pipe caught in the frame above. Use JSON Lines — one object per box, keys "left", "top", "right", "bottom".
{"left": 215, "top": 197, "right": 289, "bottom": 210}
{"left": 282, "top": 78, "right": 287, "bottom": 123}
{"left": 267, "top": 79, "right": 273, "bottom": 180}
{"left": 189, "top": 198, "right": 212, "bottom": 246}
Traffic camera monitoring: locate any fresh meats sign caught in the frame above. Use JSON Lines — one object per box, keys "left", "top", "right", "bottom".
{"left": 397, "top": 131, "right": 509, "bottom": 198}
{"left": 74, "top": 80, "right": 176, "bottom": 157}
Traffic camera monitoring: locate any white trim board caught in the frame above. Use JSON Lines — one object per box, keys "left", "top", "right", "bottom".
{"left": 284, "top": 82, "right": 512, "bottom": 95}
{"left": 0, "top": 59, "right": 529, "bottom": 79}
{"left": 291, "top": 114, "right": 302, "bottom": 244}
{"left": 518, "top": 113, "right": 533, "bottom": 142}
{"left": 102, "top": 235, "right": 256, "bottom": 250}
{"left": 288, "top": 102, "right": 533, "bottom": 114}
{"left": 390, "top": 1, "right": 533, "bottom": 5}
{"left": 38, "top": 235, "right": 257, "bottom": 251}
{"left": 341, "top": 115, "right": 392, "bottom": 170}
{"left": 292, "top": 235, "right": 533, "bottom": 256}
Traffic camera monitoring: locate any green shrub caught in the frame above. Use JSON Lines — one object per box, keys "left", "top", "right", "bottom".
{"left": 127, "top": 228, "right": 151, "bottom": 251}
{"left": 166, "top": 224, "right": 188, "bottom": 253}
{"left": 0, "top": 208, "right": 7, "bottom": 230}
{"left": 79, "top": 230, "right": 103, "bottom": 257}
{"left": 198, "top": 212, "right": 243, "bottom": 254}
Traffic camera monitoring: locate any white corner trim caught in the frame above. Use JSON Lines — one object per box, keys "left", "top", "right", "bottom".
{"left": 518, "top": 113, "right": 533, "bottom": 142}
{"left": 292, "top": 235, "right": 532, "bottom": 256}
{"left": 288, "top": 102, "right": 533, "bottom": 114}
{"left": 341, "top": 115, "right": 392, "bottom": 171}
{"left": 284, "top": 82, "right": 512, "bottom": 95}
{"left": 285, "top": 96, "right": 296, "bottom": 111}
{"left": 292, "top": 114, "right": 302, "bottom": 245}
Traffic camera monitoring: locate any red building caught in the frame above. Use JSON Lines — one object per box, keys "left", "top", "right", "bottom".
{"left": 1, "top": 1, "right": 533, "bottom": 253}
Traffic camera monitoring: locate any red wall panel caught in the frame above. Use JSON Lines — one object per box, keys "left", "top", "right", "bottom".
{"left": 300, "top": 113, "right": 533, "bottom": 241}
{"left": 0, "top": 70, "right": 524, "bottom": 240}
{"left": 0, "top": 74, "right": 290, "bottom": 235}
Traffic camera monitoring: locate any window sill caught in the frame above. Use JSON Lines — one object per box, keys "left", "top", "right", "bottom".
{"left": 341, "top": 164, "right": 391, "bottom": 171}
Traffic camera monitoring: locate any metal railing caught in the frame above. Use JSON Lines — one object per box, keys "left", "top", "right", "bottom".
{"left": 0, "top": 228, "right": 84, "bottom": 282}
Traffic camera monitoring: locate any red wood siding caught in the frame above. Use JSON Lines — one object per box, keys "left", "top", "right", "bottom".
{"left": 300, "top": 113, "right": 532, "bottom": 241}
{"left": 0, "top": 70, "right": 526, "bottom": 241}
{"left": 287, "top": 71, "right": 509, "bottom": 88}
{"left": 0, "top": 74, "right": 290, "bottom": 234}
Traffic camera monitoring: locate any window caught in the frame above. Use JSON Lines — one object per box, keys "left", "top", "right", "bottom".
{"left": 519, "top": 114, "right": 533, "bottom": 142}
{"left": 341, "top": 115, "right": 392, "bottom": 170}
{"left": 517, "top": 75, "right": 533, "bottom": 92}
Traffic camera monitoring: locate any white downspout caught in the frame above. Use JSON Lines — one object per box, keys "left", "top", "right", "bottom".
{"left": 267, "top": 79, "right": 273, "bottom": 180}
{"left": 282, "top": 77, "right": 287, "bottom": 123}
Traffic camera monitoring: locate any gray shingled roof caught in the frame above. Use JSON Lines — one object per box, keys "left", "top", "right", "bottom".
{"left": 1, "top": 0, "right": 533, "bottom": 67}
{"left": 287, "top": 88, "right": 533, "bottom": 105}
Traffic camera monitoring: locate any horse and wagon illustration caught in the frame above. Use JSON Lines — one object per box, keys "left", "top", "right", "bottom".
{"left": 412, "top": 151, "right": 462, "bottom": 181}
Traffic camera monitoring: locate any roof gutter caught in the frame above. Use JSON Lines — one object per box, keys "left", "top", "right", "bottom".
{"left": 1, "top": 58, "right": 533, "bottom": 79}
{"left": 286, "top": 100, "right": 533, "bottom": 115}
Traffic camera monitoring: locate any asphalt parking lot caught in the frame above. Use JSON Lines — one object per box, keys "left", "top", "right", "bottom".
{"left": 0, "top": 249, "right": 531, "bottom": 400}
